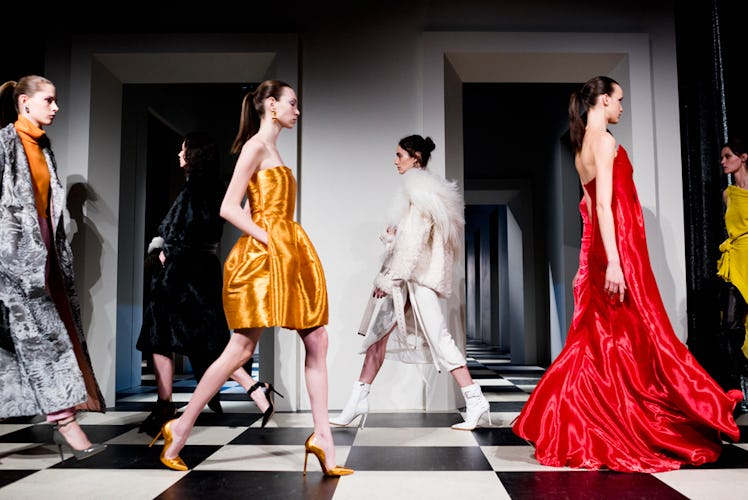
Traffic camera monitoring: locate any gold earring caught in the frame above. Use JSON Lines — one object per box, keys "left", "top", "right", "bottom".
{"left": 272, "top": 110, "right": 277, "bottom": 121}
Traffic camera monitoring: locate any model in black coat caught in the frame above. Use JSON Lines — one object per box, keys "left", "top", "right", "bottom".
{"left": 136, "top": 132, "right": 278, "bottom": 437}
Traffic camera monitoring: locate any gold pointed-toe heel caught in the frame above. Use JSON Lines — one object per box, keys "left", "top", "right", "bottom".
{"left": 303, "top": 432, "right": 354, "bottom": 477}
{"left": 148, "top": 419, "right": 188, "bottom": 471}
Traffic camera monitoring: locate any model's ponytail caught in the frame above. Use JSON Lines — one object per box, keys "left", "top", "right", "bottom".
{"left": 568, "top": 76, "right": 619, "bottom": 154}
{"left": 230, "top": 80, "right": 292, "bottom": 155}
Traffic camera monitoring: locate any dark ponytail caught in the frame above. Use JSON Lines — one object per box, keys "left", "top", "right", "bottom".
{"left": 230, "top": 80, "right": 292, "bottom": 154}
{"left": 568, "top": 75, "right": 619, "bottom": 154}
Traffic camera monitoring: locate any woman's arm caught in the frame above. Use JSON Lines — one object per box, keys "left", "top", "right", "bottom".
{"left": 594, "top": 134, "right": 626, "bottom": 302}
{"left": 220, "top": 140, "right": 269, "bottom": 245}
{"left": 374, "top": 206, "right": 431, "bottom": 293}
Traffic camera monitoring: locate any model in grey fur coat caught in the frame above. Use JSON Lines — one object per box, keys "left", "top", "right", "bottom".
{"left": 0, "top": 121, "right": 105, "bottom": 418}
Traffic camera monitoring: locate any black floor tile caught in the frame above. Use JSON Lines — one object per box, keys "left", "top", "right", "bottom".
{"left": 229, "top": 427, "right": 357, "bottom": 446}
{"left": 50, "top": 443, "right": 222, "bottom": 470}
{"left": 0, "top": 424, "right": 53, "bottom": 443}
{"left": 479, "top": 385, "right": 525, "bottom": 393}
{"left": 471, "top": 427, "right": 528, "bottom": 446}
{"left": 361, "top": 412, "right": 464, "bottom": 427}
{"left": 681, "top": 443, "right": 748, "bottom": 469}
{"left": 489, "top": 401, "right": 527, "bottom": 412}
{"left": 193, "top": 413, "right": 262, "bottom": 427}
{"left": 0, "top": 470, "right": 37, "bottom": 488}
{"left": 155, "top": 470, "right": 339, "bottom": 500}
{"left": 346, "top": 445, "right": 493, "bottom": 471}
{"left": 498, "top": 471, "right": 689, "bottom": 500}
{"left": 490, "top": 365, "right": 547, "bottom": 375}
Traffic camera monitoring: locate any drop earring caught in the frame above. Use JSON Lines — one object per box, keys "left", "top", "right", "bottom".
{"left": 272, "top": 110, "right": 277, "bottom": 121}
{"left": 24, "top": 105, "right": 30, "bottom": 113}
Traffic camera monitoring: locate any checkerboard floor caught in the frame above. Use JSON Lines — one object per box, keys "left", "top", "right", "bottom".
{"left": 2, "top": 340, "right": 748, "bottom": 499}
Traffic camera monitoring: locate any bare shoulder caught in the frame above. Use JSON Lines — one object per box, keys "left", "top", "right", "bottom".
{"left": 589, "top": 132, "right": 616, "bottom": 162}
{"left": 241, "top": 136, "right": 267, "bottom": 156}
{"left": 593, "top": 131, "right": 616, "bottom": 152}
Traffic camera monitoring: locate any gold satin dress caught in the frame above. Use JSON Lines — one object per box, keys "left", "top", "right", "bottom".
{"left": 223, "top": 166, "right": 328, "bottom": 330}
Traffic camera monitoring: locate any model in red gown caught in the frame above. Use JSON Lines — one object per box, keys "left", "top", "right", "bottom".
{"left": 512, "top": 145, "right": 743, "bottom": 473}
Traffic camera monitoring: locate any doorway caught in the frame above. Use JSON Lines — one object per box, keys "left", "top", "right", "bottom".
{"left": 462, "top": 82, "right": 581, "bottom": 366}
{"left": 125, "top": 82, "right": 258, "bottom": 390}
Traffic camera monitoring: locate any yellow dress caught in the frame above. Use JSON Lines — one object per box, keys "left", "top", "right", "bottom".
{"left": 223, "top": 166, "right": 328, "bottom": 330}
{"left": 717, "top": 185, "right": 748, "bottom": 358}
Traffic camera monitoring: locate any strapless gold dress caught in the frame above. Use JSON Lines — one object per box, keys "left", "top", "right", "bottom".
{"left": 223, "top": 166, "right": 328, "bottom": 330}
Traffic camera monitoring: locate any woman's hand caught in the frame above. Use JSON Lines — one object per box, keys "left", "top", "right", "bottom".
{"left": 604, "top": 261, "right": 626, "bottom": 302}
{"left": 159, "top": 251, "right": 166, "bottom": 265}
{"left": 373, "top": 287, "right": 388, "bottom": 298}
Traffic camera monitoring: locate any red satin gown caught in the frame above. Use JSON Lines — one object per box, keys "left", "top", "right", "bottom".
{"left": 512, "top": 145, "right": 742, "bottom": 473}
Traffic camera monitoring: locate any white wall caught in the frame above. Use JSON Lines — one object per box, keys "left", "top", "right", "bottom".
{"left": 44, "top": 2, "right": 685, "bottom": 410}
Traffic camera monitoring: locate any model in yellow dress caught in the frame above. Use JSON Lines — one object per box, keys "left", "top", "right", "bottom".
{"left": 150, "top": 80, "right": 352, "bottom": 477}
{"left": 223, "top": 165, "right": 328, "bottom": 330}
{"left": 716, "top": 138, "right": 748, "bottom": 413}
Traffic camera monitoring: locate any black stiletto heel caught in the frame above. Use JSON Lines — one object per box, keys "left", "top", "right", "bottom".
{"left": 247, "top": 381, "right": 285, "bottom": 428}
{"left": 138, "top": 398, "right": 178, "bottom": 438}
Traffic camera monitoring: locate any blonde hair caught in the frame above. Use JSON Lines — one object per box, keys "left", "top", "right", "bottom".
{"left": 0, "top": 75, "right": 54, "bottom": 127}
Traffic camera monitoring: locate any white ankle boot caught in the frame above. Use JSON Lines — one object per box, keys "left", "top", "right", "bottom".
{"left": 452, "top": 383, "right": 491, "bottom": 430}
{"left": 330, "top": 381, "right": 370, "bottom": 429}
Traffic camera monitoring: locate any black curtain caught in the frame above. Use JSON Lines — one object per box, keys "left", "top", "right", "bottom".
{"left": 676, "top": 0, "right": 748, "bottom": 385}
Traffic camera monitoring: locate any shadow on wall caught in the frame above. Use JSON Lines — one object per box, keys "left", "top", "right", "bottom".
{"left": 640, "top": 207, "right": 681, "bottom": 341}
{"left": 66, "top": 175, "right": 103, "bottom": 341}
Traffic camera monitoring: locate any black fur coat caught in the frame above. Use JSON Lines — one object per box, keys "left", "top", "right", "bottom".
{"left": 136, "top": 172, "right": 231, "bottom": 374}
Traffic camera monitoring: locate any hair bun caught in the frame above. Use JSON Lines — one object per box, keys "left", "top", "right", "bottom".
{"left": 423, "top": 136, "right": 436, "bottom": 153}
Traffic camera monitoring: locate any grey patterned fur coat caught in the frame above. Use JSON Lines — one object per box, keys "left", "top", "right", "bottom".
{"left": 0, "top": 122, "right": 105, "bottom": 418}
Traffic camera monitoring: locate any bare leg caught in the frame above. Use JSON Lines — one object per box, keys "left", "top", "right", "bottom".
{"left": 450, "top": 365, "right": 474, "bottom": 387}
{"left": 152, "top": 353, "right": 174, "bottom": 401}
{"left": 358, "top": 329, "right": 392, "bottom": 384}
{"left": 299, "top": 325, "right": 338, "bottom": 469}
{"left": 164, "top": 328, "right": 261, "bottom": 460}
{"left": 230, "top": 366, "right": 269, "bottom": 413}
{"left": 54, "top": 416, "right": 94, "bottom": 450}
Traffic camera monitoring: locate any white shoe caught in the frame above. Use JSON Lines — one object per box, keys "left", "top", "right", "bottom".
{"left": 452, "top": 383, "right": 491, "bottom": 430}
{"left": 330, "top": 381, "right": 370, "bottom": 429}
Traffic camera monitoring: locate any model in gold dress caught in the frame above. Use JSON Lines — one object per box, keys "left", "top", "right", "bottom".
{"left": 150, "top": 80, "right": 353, "bottom": 477}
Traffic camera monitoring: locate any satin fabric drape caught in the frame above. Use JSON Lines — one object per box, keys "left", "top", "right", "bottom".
{"left": 223, "top": 166, "right": 328, "bottom": 330}
{"left": 513, "top": 146, "right": 741, "bottom": 473}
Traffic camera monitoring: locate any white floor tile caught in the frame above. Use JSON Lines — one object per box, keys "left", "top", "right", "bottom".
{"left": 250, "top": 412, "right": 315, "bottom": 428}
{"left": 654, "top": 469, "right": 748, "bottom": 499}
{"left": 475, "top": 379, "right": 514, "bottom": 387}
{"left": 486, "top": 393, "right": 529, "bottom": 402}
{"left": 0, "top": 443, "right": 62, "bottom": 470}
{"left": 331, "top": 471, "right": 510, "bottom": 500}
{"left": 352, "top": 427, "right": 479, "bottom": 446}
{"left": 0, "top": 468, "right": 185, "bottom": 499}
{"left": 480, "top": 445, "right": 580, "bottom": 471}
{"left": 194, "top": 444, "right": 351, "bottom": 471}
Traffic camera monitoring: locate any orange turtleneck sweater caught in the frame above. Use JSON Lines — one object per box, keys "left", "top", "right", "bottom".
{"left": 15, "top": 116, "right": 51, "bottom": 218}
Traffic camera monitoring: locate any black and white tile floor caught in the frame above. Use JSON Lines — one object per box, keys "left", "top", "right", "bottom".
{"left": 2, "top": 340, "right": 747, "bottom": 499}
